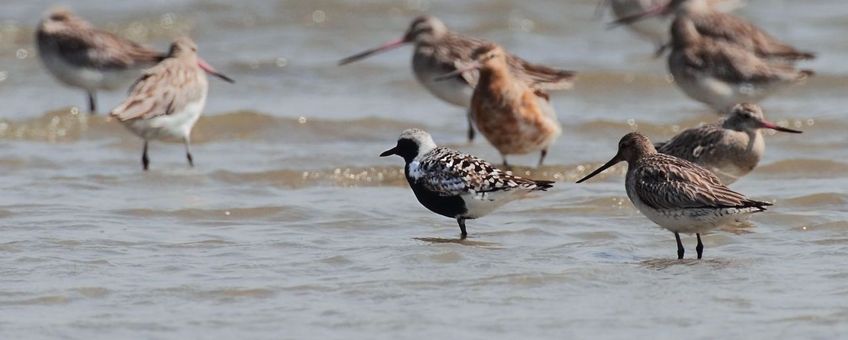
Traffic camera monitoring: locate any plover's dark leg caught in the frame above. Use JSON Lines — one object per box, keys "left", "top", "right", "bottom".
{"left": 456, "top": 217, "right": 468, "bottom": 239}
{"left": 142, "top": 141, "right": 150, "bottom": 171}
{"left": 675, "top": 232, "right": 684, "bottom": 259}
{"left": 87, "top": 90, "right": 97, "bottom": 114}
{"left": 696, "top": 233, "right": 704, "bottom": 259}
{"left": 466, "top": 111, "right": 475, "bottom": 143}
{"left": 184, "top": 136, "right": 194, "bottom": 168}
{"left": 501, "top": 155, "right": 509, "bottom": 168}
{"left": 538, "top": 149, "right": 548, "bottom": 167}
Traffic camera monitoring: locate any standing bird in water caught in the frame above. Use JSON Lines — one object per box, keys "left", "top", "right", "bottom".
{"left": 663, "top": 11, "right": 813, "bottom": 112}
{"left": 381, "top": 129, "right": 554, "bottom": 239}
{"left": 437, "top": 44, "right": 564, "bottom": 167}
{"left": 611, "top": 0, "right": 815, "bottom": 62}
{"left": 601, "top": 0, "right": 746, "bottom": 55}
{"left": 656, "top": 103, "right": 802, "bottom": 184}
{"left": 36, "top": 7, "right": 166, "bottom": 113}
{"left": 577, "top": 132, "right": 770, "bottom": 259}
{"left": 109, "top": 37, "right": 234, "bottom": 171}
{"left": 339, "top": 15, "right": 575, "bottom": 142}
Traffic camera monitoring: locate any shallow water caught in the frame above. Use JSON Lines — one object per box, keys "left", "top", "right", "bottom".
{"left": 1, "top": 0, "right": 847, "bottom": 338}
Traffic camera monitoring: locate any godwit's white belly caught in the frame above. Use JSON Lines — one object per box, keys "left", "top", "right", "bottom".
{"left": 122, "top": 95, "right": 206, "bottom": 142}
{"left": 39, "top": 49, "right": 145, "bottom": 91}
{"left": 625, "top": 176, "right": 757, "bottom": 234}
{"left": 669, "top": 57, "right": 776, "bottom": 112}
{"left": 412, "top": 60, "right": 474, "bottom": 108}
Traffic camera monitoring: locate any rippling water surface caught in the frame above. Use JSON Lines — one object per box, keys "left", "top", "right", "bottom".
{"left": 1, "top": 0, "right": 847, "bottom": 338}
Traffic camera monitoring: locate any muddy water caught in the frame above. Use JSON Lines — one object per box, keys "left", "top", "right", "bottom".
{"left": 0, "top": 0, "right": 846, "bottom": 338}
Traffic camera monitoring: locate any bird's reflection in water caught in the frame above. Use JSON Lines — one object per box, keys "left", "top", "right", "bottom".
{"left": 414, "top": 237, "right": 502, "bottom": 249}
{"left": 720, "top": 220, "right": 756, "bottom": 235}
{"left": 640, "top": 258, "right": 735, "bottom": 270}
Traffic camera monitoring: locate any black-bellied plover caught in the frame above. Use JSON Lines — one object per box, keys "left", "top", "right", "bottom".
{"left": 381, "top": 128, "right": 554, "bottom": 239}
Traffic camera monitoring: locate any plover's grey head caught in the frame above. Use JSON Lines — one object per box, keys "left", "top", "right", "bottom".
{"left": 380, "top": 128, "right": 438, "bottom": 162}
{"left": 577, "top": 132, "right": 656, "bottom": 183}
{"left": 723, "top": 103, "right": 802, "bottom": 134}
{"left": 403, "top": 16, "right": 448, "bottom": 44}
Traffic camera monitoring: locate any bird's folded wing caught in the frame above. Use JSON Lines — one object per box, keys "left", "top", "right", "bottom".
{"left": 655, "top": 124, "right": 724, "bottom": 162}
{"left": 42, "top": 28, "right": 164, "bottom": 70}
{"left": 510, "top": 56, "right": 577, "bottom": 91}
{"left": 634, "top": 154, "right": 757, "bottom": 210}
{"left": 416, "top": 149, "right": 536, "bottom": 197}
{"left": 695, "top": 14, "right": 814, "bottom": 60}
{"left": 110, "top": 60, "right": 195, "bottom": 121}
{"left": 686, "top": 42, "right": 804, "bottom": 83}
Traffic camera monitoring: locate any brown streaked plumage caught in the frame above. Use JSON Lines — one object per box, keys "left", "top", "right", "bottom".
{"left": 656, "top": 103, "right": 802, "bottom": 184}
{"left": 339, "top": 15, "right": 575, "bottom": 142}
{"left": 612, "top": 0, "right": 814, "bottom": 61}
{"left": 36, "top": 7, "right": 166, "bottom": 113}
{"left": 110, "top": 37, "right": 233, "bottom": 171}
{"left": 667, "top": 16, "right": 814, "bottom": 112}
{"left": 436, "top": 44, "right": 564, "bottom": 167}
{"left": 577, "top": 132, "right": 770, "bottom": 259}
{"left": 602, "top": 0, "right": 746, "bottom": 55}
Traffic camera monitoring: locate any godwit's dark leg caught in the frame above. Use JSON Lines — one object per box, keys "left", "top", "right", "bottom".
{"left": 653, "top": 43, "right": 670, "bottom": 59}
{"left": 538, "top": 149, "right": 548, "bottom": 167}
{"left": 466, "top": 111, "right": 475, "bottom": 143}
{"left": 456, "top": 217, "right": 467, "bottom": 240}
{"left": 87, "top": 90, "right": 97, "bottom": 114}
{"left": 184, "top": 136, "right": 194, "bottom": 168}
{"left": 675, "top": 232, "right": 684, "bottom": 259}
{"left": 142, "top": 141, "right": 150, "bottom": 171}
{"left": 696, "top": 233, "right": 704, "bottom": 259}
{"left": 502, "top": 155, "right": 509, "bottom": 169}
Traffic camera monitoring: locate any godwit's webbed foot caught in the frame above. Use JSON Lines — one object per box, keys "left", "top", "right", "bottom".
{"left": 675, "top": 232, "right": 685, "bottom": 259}
{"left": 696, "top": 233, "right": 704, "bottom": 259}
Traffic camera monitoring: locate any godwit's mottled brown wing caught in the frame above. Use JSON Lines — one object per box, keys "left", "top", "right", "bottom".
{"left": 110, "top": 58, "right": 204, "bottom": 121}
{"left": 682, "top": 40, "right": 813, "bottom": 84}
{"left": 655, "top": 122, "right": 725, "bottom": 163}
{"left": 509, "top": 57, "right": 577, "bottom": 91}
{"left": 37, "top": 27, "right": 164, "bottom": 70}
{"left": 693, "top": 13, "right": 815, "bottom": 61}
{"left": 412, "top": 147, "right": 552, "bottom": 197}
{"left": 633, "top": 153, "right": 770, "bottom": 210}
{"left": 436, "top": 32, "right": 575, "bottom": 91}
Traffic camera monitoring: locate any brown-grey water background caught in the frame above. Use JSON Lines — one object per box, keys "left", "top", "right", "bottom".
{"left": 1, "top": 0, "right": 847, "bottom": 338}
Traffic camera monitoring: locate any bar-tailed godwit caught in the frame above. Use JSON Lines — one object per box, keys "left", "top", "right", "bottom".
{"left": 109, "top": 37, "right": 234, "bottom": 170}
{"left": 665, "top": 14, "right": 814, "bottom": 112}
{"left": 656, "top": 103, "right": 802, "bottom": 184}
{"left": 339, "top": 16, "right": 575, "bottom": 142}
{"left": 436, "top": 44, "right": 565, "bottom": 167}
{"left": 577, "top": 132, "right": 771, "bottom": 259}
{"left": 36, "top": 7, "right": 166, "bottom": 113}
{"left": 602, "top": 0, "right": 746, "bottom": 55}
{"left": 612, "top": 0, "right": 814, "bottom": 61}
{"left": 381, "top": 128, "right": 554, "bottom": 239}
